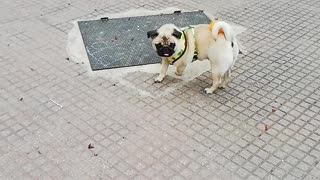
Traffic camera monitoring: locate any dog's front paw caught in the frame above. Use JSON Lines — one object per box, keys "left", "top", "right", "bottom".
{"left": 204, "top": 87, "right": 216, "bottom": 94}
{"left": 175, "top": 71, "right": 183, "bottom": 76}
{"left": 154, "top": 76, "right": 164, "bottom": 83}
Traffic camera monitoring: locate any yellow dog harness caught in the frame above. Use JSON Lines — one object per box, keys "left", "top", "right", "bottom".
{"left": 167, "top": 26, "right": 198, "bottom": 65}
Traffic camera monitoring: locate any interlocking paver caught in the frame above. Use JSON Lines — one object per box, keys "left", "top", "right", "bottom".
{"left": 1, "top": 0, "right": 320, "bottom": 179}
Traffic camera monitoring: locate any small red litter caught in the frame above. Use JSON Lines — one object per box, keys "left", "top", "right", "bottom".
{"left": 264, "top": 124, "right": 269, "bottom": 131}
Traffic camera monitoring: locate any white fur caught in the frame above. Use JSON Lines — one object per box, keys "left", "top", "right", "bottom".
{"left": 211, "top": 21, "right": 232, "bottom": 42}
{"left": 209, "top": 21, "right": 238, "bottom": 74}
{"left": 204, "top": 21, "right": 239, "bottom": 94}
{"left": 157, "top": 24, "right": 177, "bottom": 37}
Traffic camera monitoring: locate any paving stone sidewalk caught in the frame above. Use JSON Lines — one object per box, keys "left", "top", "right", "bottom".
{"left": 1, "top": 0, "right": 320, "bottom": 179}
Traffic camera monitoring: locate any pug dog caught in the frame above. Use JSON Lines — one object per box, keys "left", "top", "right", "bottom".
{"left": 147, "top": 21, "right": 240, "bottom": 94}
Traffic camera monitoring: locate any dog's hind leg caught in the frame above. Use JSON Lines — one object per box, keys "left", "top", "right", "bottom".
{"left": 219, "top": 72, "right": 228, "bottom": 89}
{"left": 219, "top": 68, "right": 232, "bottom": 89}
{"left": 225, "top": 69, "right": 232, "bottom": 85}
{"left": 205, "top": 71, "right": 221, "bottom": 94}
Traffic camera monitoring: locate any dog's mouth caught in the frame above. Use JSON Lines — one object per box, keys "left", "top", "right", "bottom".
{"left": 156, "top": 43, "right": 175, "bottom": 57}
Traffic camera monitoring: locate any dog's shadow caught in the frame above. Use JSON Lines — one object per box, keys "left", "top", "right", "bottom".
{"left": 121, "top": 71, "right": 183, "bottom": 96}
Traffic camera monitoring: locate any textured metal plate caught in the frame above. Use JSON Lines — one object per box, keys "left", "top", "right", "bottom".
{"left": 78, "top": 11, "right": 211, "bottom": 71}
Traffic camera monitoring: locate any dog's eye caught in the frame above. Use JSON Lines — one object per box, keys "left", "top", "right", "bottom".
{"left": 155, "top": 43, "right": 162, "bottom": 48}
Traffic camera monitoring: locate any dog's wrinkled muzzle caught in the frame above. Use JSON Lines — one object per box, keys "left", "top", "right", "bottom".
{"left": 156, "top": 43, "right": 175, "bottom": 57}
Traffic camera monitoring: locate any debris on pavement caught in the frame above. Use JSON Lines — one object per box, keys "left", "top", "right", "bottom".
{"left": 258, "top": 124, "right": 270, "bottom": 137}
{"left": 88, "top": 143, "right": 94, "bottom": 149}
{"left": 49, "top": 99, "right": 63, "bottom": 108}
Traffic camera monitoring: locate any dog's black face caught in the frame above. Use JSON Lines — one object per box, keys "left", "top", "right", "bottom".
{"left": 147, "top": 27, "right": 182, "bottom": 57}
{"left": 155, "top": 42, "right": 176, "bottom": 57}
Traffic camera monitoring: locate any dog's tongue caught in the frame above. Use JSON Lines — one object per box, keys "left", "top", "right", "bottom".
{"left": 164, "top": 53, "right": 169, "bottom": 57}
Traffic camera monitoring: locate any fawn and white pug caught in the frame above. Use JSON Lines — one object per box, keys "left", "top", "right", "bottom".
{"left": 147, "top": 21, "right": 240, "bottom": 94}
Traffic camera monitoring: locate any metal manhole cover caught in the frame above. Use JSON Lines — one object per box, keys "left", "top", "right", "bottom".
{"left": 78, "top": 11, "right": 211, "bottom": 71}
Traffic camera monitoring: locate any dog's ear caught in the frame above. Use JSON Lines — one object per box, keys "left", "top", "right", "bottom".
{"left": 172, "top": 29, "right": 182, "bottom": 39}
{"left": 147, "top": 30, "right": 158, "bottom": 39}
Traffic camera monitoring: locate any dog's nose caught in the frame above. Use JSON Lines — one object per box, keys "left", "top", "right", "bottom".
{"left": 162, "top": 47, "right": 169, "bottom": 52}
{"left": 162, "top": 47, "right": 170, "bottom": 57}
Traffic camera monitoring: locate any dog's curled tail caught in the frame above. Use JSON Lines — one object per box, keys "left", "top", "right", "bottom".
{"left": 211, "top": 21, "right": 232, "bottom": 42}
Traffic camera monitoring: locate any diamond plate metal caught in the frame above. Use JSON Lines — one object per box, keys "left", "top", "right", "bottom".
{"left": 78, "top": 11, "right": 211, "bottom": 71}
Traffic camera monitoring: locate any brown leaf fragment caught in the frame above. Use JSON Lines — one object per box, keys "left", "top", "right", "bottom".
{"left": 88, "top": 143, "right": 94, "bottom": 149}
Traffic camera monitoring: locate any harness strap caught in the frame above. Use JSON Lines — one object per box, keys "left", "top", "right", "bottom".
{"left": 167, "top": 31, "right": 187, "bottom": 65}
{"left": 167, "top": 26, "right": 198, "bottom": 65}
